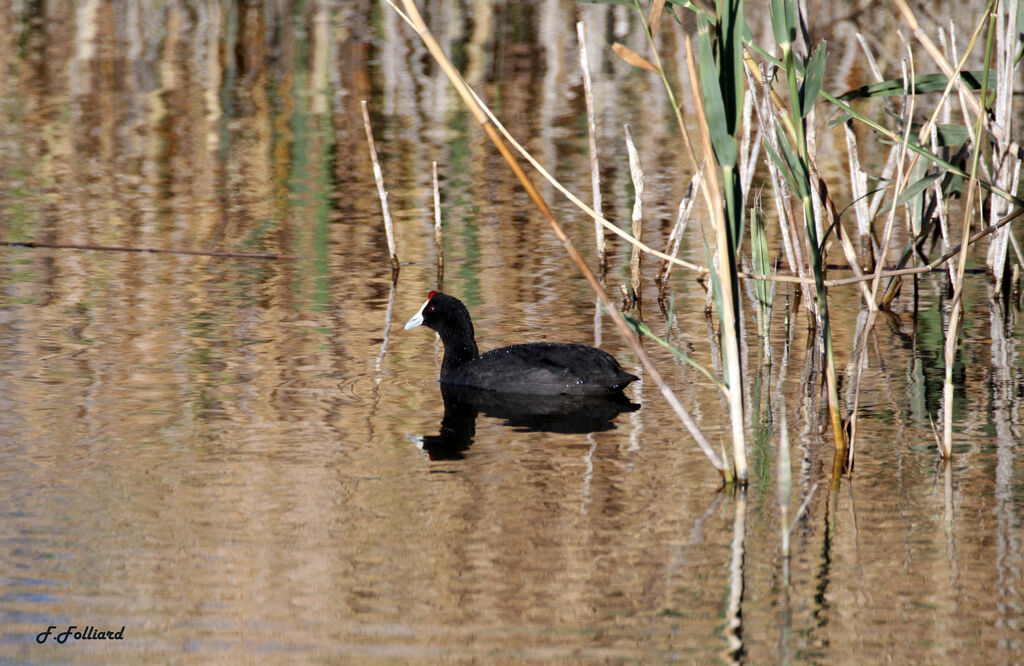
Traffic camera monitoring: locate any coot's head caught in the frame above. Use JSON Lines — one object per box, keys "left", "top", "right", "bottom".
{"left": 404, "top": 291, "right": 475, "bottom": 340}
{"left": 405, "top": 291, "right": 480, "bottom": 372}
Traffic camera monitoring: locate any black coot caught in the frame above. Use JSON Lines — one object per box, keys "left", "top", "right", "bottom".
{"left": 404, "top": 291, "right": 639, "bottom": 396}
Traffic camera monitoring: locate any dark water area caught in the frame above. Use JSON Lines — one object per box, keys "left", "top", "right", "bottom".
{"left": 1, "top": 1, "right": 1022, "bottom": 662}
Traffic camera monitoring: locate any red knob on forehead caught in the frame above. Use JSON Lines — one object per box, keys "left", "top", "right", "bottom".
{"left": 428, "top": 290, "right": 438, "bottom": 299}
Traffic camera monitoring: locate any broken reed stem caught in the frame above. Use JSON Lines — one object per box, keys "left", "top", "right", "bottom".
{"left": 577, "top": 20, "right": 606, "bottom": 269}
{"left": 625, "top": 124, "right": 644, "bottom": 299}
{"left": 394, "top": 0, "right": 725, "bottom": 477}
{"left": 360, "top": 99, "right": 399, "bottom": 272}
{"left": 842, "top": 121, "right": 871, "bottom": 239}
{"left": 432, "top": 161, "right": 443, "bottom": 289}
{"left": 659, "top": 169, "right": 702, "bottom": 286}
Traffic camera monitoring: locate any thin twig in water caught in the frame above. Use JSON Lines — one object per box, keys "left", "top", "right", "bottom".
{"left": 625, "top": 124, "right": 644, "bottom": 299}
{"left": 361, "top": 99, "right": 399, "bottom": 272}
{"left": 432, "top": 161, "right": 443, "bottom": 289}
{"left": 577, "top": 20, "right": 606, "bottom": 269}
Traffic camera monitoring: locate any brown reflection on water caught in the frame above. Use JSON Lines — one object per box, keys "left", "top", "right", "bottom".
{"left": 0, "top": 1, "right": 1022, "bottom": 663}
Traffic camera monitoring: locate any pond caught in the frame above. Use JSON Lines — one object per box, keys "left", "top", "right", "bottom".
{"left": 1, "top": 1, "right": 1021, "bottom": 662}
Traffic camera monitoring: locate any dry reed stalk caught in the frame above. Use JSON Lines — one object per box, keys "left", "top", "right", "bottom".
{"left": 842, "top": 122, "right": 871, "bottom": 240}
{"left": 743, "top": 62, "right": 805, "bottom": 281}
{"left": 738, "top": 87, "right": 760, "bottom": 201}
{"left": 393, "top": 0, "right": 725, "bottom": 477}
{"left": 576, "top": 21, "right": 606, "bottom": 269}
{"left": 625, "top": 124, "right": 644, "bottom": 299}
{"left": 432, "top": 161, "right": 443, "bottom": 288}
{"left": 868, "top": 58, "right": 916, "bottom": 307}
{"left": 361, "top": 99, "right": 399, "bottom": 272}
{"left": 855, "top": 32, "right": 884, "bottom": 82}
{"left": 943, "top": 176, "right": 981, "bottom": 458}
{"left": 866, "top": 144, "right": 901, "bottom": 228}
{"left": 622, "top": 0, "right": 712, "bottom": 233}
{"left": 817, "top": 178, "right": 873, "bottom": 308}
{"left": 985, "top": 3, "right": 1020, "bottom": 289}
{"left": 852, "top": 30, "right": 886, "bottom": 256}
{"left": 930, "top": 126, "right": 957, "bottom": 283}
{"left": 941, "top": 9, "right": 997, "bottom": 458}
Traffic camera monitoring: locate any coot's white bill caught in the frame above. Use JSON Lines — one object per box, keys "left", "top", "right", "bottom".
{"left": 404, "top": 297, "right": 430, "bottom": 330}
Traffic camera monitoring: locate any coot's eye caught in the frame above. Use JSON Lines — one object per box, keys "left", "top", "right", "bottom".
{"left": 428, "top": 305, "right": 435, "bottom": 312}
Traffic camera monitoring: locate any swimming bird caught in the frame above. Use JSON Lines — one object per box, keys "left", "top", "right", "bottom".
{"left": 404, "top": 291, "right": 638, "bottom": 396}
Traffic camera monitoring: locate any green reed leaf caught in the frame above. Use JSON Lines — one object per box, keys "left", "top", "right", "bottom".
{"left": 799, "top": 41, "right": 827, "bottom": 117}
{"left": 878, "top": 172, "right": 942, "bottom": 214}
{"left": 839, "top": 71, "right": 989, "bottom": 99}
{"left": 769, "top": 0, "right": 795, "bottom": 50}
{"left": 697, "top": 16, "right": 738, "bottom": 167}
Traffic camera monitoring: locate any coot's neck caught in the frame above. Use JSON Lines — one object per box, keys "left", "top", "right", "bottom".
{"left": 436, "top": 314, "right": 479, "bottom": 378}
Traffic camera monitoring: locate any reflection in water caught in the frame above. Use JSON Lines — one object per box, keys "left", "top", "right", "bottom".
{"left": 414, "top": 384, "right": 640, "bottom": 460}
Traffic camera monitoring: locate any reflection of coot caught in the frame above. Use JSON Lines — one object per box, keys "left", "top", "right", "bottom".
{"left": 415, "top": 385, "right": 640, "bottom": 461}
{"left": 416, "top": 387, "right": 477, "bottom": 461}
{"left": 442, "top": 384, "right": 639, "bottom": 434}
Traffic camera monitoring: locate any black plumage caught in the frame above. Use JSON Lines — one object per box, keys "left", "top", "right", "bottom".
{"left": 405, "top": 292, "right": 638, "bottom": 396}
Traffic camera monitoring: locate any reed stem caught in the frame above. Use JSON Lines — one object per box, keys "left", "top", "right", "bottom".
{"left": 360, "top": 99, "right": 399, "bottom": 273}
{"left": 942, "top": 5, "right": 997, "bottom": 459}
{"left": 685, "top": 34, "right": 748, "bottom": 483}
{"left": 576, "top": 20, "right": 606, "bottom": 270}
{"left": 625, "top": 124, "right": 644, "bottom": 300}
{"left": 432, "top": 161, "right": 443, "bottom": 289}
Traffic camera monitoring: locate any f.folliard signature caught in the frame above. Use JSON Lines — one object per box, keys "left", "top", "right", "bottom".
{"left": 36, "top": 625, "right": 125, "bottom": 644}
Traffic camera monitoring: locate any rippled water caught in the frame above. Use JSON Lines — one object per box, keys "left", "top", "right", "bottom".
{"left": 1, "top": 1, "right": 1022, "bottom": 663}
